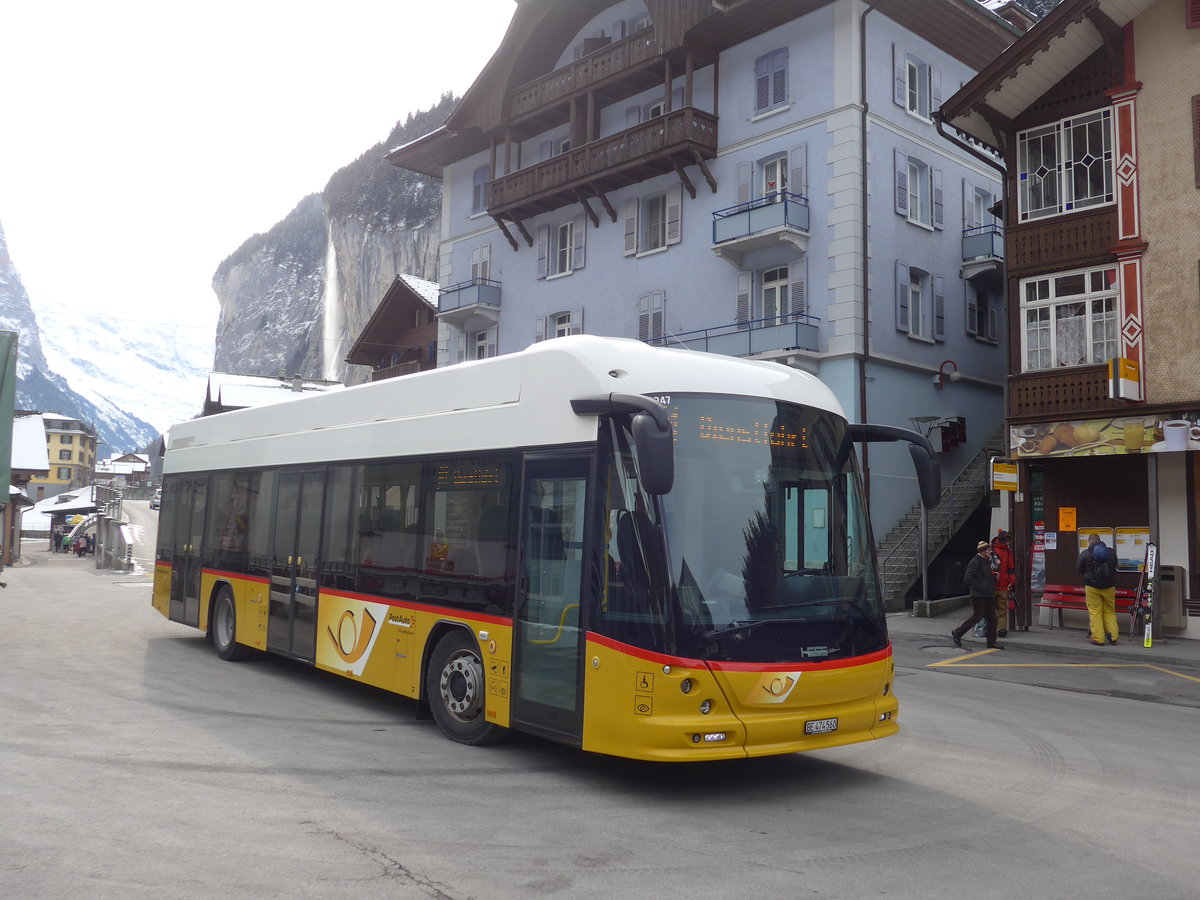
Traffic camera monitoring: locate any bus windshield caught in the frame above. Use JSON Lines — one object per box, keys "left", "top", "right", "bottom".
{"left": 659, "top": 394, "right": 885, "bottom": 663}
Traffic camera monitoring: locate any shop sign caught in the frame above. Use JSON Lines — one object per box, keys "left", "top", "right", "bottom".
{"left": 1010, "top": 412, "right": 1200, "bottom": 458}
{"left": 990, "top": 458, "right": 1017, "bottom": 491}
{"left": 1108, "top": 357, "right": 1142, "bottom": 402}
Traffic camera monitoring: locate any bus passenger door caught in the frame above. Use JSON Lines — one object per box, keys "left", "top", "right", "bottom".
{"left": 268, "top": 469, "right": 325, "bottom": 662}
{"left": 169, "top": 477, "right": 207, "bottom": 628}
{"left": 511, "top": 456, "right": 589, "bottom": 743}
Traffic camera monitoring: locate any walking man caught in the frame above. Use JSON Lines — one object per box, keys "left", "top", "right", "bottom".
{"left": 991, "top": 530, "right": 1015, "bottom": 636}
{"left": 952, "top": 541, "right": 1004, "bottom": 649}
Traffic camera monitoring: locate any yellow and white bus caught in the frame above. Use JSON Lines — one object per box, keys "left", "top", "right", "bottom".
{"left": 153, "top": 336, "right": 938, "bottom": 761}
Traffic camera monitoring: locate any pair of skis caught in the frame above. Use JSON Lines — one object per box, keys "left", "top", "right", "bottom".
{"left": 1133, "top": 542, "right": 1157, "bottom": 648}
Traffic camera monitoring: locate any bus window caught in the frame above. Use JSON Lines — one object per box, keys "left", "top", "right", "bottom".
{"left": 357, "top": 462, "right": 422, "bottom": 597}
{"left": 206, "top": 472, "right": 257, "bottom": 573}
{"left": 246, "top": 471, "right": 276, "bottom": 580}
{"left": 320, "top": 465, "right": 361, "bottom": 590}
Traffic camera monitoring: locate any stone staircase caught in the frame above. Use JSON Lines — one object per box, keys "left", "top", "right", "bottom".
{"left": 876, "top": 429, "right": 1006, "bottom": 610}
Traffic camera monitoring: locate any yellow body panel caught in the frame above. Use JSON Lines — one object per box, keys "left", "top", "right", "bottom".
{"left": 582, "top": 636, "right": 897, "bottom": 761}
{"left": 151, "top": 563, "right": 171, "bottom": 618}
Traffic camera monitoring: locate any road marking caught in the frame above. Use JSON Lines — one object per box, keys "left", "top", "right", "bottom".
{"left": 929, "top": 656, "right": 1200, "bottom": 683}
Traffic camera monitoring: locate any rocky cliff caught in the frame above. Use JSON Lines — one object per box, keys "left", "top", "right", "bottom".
{"left": 212, "top": 95, "right": 451, "bottom": 384}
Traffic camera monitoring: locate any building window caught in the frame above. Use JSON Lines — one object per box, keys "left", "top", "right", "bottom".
{"left": 893, "top": 46, "right": 940, "bottom": 120}
{"left": 1017, "top": 109, "right": 1114, "bottom": 222}
{"left": 1021, "top": 265, "right": 1120, "bottom": 371}
{"left": 895, "top": 151, "right": 943, "bottom": 229}
{"left": 754, "top": 49, "right": 788, "bottom": 114}
{"left": 470, "top": 243, "right": 491, "bottom": 281}
{"left": 736, "top": 259, "right": 807, "bottom": 328}
{"left": 762, "top": 155, "right": 788, "bottom": 201}
{"left": 623, "top": 186, "right": 682, "bottom": 256}
{"left": 758, "top": 267, "right": 790, "bottom": 325}
{"left": 638, "top": 291, "right": 666, "bottom": 342}
{"left": 57, "top": 467, "right": 71, "bottom": 480}
{"left": 535, "top": 309, "right": 583, "bottom": 342}
{"left": 457, "top": 326, "right": 497, "bottom": 362}
{"left": 58, "top": 449, "right": 72, "bottom": 461}
{"left": 537, "top": 216, "right": 586, "bottom": 278}
{"left": 895, "top": 262, "right": 945, "bottom": 341}
{"left": 968, "top": 284, "right": 1000, "bottom": 344}
{"left": 471, "top": 166, "right": 488, "bottom": 214}
{"left": 60, "top": 434, "right": 73, "bottom": 444}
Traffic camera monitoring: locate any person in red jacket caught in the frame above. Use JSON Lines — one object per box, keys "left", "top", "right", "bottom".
{"left": 991, "top": 530, "right": 1015, "bottom": 637}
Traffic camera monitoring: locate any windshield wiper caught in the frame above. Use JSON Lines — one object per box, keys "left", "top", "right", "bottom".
{"left": 701, "top": 619, "right": 799, "bottom": 641}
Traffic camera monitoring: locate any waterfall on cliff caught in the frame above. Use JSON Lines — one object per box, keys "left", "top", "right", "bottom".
{"left": 321, "top": 235, "right": 341, "bottom": 381}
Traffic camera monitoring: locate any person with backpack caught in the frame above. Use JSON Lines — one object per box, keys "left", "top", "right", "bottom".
{"left": 1077, "top": 533, "right": 1119, "bottom": 646}
{"left": 952, "top": 541, "right": 1003, "bottom": 650}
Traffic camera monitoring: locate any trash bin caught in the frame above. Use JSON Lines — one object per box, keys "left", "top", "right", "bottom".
{"left": 1158, "top": 565, "right": 1186, "bottom": 630}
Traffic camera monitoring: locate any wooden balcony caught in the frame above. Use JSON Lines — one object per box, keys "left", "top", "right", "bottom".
{"left": 371, "top": 358, "right": 434, "bottom": 382}
{"left": 1007, "top": 208, "right": 1117, "bottom": 276}
{"left": 1009, "top": 365, "right": 1124, "bottom": 420}
{"left": 509, "top": 28, "right": 663, "bottom": 133}
{"left": 488, "top": 108, "right": 718, "bottom": 223}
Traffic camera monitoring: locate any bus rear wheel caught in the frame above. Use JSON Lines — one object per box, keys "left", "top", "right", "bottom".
{"left": 211, "top": 587, "right": 249, "bottom": 661}
{"left": 427, "top": 631, "right": 505, "bottom": 745}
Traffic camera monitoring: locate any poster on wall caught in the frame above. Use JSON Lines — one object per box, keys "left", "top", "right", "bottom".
{"left": 1010, "top": 413, "right": 1200, "bottom": 458}
{"left": 1114, "top": 526, "right": 1151, "bottom": 571}
{"left": 1031, "top": 521, "right": 1046, "bottom": 591}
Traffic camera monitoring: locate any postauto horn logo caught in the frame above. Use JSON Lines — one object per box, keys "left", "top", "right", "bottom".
{"left": 321, "top": 599, "right": 387, "bottom": 676}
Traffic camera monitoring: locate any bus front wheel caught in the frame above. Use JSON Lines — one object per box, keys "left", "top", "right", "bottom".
{"left": 211, "top": 587, "right": 249, "bottom": 662}
{"left": 426, "top": 631, "right": 505, "bottom": 745}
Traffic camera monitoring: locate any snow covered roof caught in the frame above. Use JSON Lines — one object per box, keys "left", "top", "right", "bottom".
{"left": 29, "top": 485, "right": 98, "bottom": 515}
{"left": 397, "top": 274, "right": 440, "bottom": 307}
{"left": 11, "top": 415, "right": 49, "bottom": 473}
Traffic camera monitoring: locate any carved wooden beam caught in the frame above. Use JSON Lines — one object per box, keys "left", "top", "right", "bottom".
{"left": 575, "top": 191, "right": 600, "bottom": 228}
{"left": 977, "top": 103, "right": 1014, "bottom": 154}
{"left": 1085, "top": 6, "right": 1123, "bottom": 51}
{"left": 513, "top": 217, "right": 534, "bottom": 248}
{"left": 690, "top": 150, "right": 718, "bottom": 193}
{"left": 593, "top": 188, "right": 618, "bottom": 223}
{"left": 492, "top": 216, "right": 518, "bottom": 252}
{"left": 673, "top": 160, "right": 697, "bottom": 199}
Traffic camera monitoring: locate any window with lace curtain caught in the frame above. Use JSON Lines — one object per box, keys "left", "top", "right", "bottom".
{"left": 1021, "top": 265, "right": 1120, "bottom": 372}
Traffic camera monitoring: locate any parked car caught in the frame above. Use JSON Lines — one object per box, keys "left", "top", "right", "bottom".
{"left": 150, "top": 489, "right": 161, "bottom": 510}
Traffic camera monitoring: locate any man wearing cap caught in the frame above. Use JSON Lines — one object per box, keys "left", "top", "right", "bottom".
{"left": 951, "top": 541, "right": 1003, "bottom": 649}
{"left": 991, "top": 530, "right": 1015, "bottom": 637}
{"left": 1077, "top": 533, "right": 1119, "bottom": 646}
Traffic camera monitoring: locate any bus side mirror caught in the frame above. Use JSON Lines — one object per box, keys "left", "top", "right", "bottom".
{"left": 848, "top": 423, "right": 941, "bottom": 509}
{"left": 571, "top": 393, "right": 675, "bottom": 495}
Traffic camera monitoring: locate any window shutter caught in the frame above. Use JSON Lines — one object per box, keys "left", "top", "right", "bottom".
{"left": 666, "top": 184, "right": 682, "bottom": 245}
{"left": 456, "top": 333, "right": 467, "bottom": 362}
{"left": 962, "top": 178, "right": 974, "bottom": 229}
{"left": 536, "top": 226, "right": 549, "bottom": 278}
{"left": 534, "top": 316, "right": 546, "bottom": 343}
{"left": 570, "top": 308, "right": 584, "bottom": 335}
{"left": 789, "top": 143, "right": 807, "bottom": 199}
{"left": 638, "top": 293, "right": 652, "bottom": 341}
{"left": 933, "top": 275, "right": 945, "bottom": 341}
{"left": 736, "top": 271, "right": 753, "bottom": 328}
{"left": 932, "top": 168, "right": 945, "bottom": 230}
{"left": 893, "top": 44, "right": 906, "bottom": 108}
{"left": 651, "top": 291, "right": 665, "bottom": 341}
{"left": 1193, "top": 94, "right": 1200, "bottom": 188}
{"left": 479, "top": 243, "right": 491, "bottom": 281}
{"left": 966, "top": 282, "right": 978, "bottom": 336}
{"left": 986, "top": 294, "right": 1000, "bottom": 342}
{"left": 626, "top": 106, "right": 642, "bottom": 127}
{"left": 755, "top": 55, "right": 770, "bottom": 112}
{"left": 737, "top": 162, "right": 752, "bottom": 205}
{"left": 573, "top": 215, "right": 586, "bottom": 269}
{"left": 624, "top": 197, "right": 639, "bottom": 255}
{"left": 894, "top": 149, "right": 909, "bottom": 216}
{"left": 470, "top": 246, "right": 482, "bottom": 281}
{"left": 771, "top": 49, "right": 788, "bottom": 107}
{"left": 930, "top": 65, "right": 942, "bottom": 114}
{"left": 486, "top": 326, "right": 497, "bottom": 358}
{"left": 895, "top": 262, "right": 910, "bottom": 333}
{"left": 1188, "top": 0, "right": 1200, "bottom": 28}
{"left": 540, "top": 140, "right": 553, "bottom": 161}
{"left": 789, "top": 256, "right": 808, "bottom": 317}
{"left": 472, "top": 166, "right": 487, "bottom": 213}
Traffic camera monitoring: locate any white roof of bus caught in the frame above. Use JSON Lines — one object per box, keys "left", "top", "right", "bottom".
{"left": 166, "top": 337, "right": 843, "bottom": 475}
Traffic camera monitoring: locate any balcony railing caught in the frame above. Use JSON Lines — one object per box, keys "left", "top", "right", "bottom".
{"left": 646, "top": 314, "right": 820, "bottom": 357}
{"left": 509, "top": 29, "right": 661, "bottom": 122}
{"left": 488, "top": 108, "right": 718, "bottom": 221}
{"left": 439, "top": 277, "right": 502, "bottom": 313}
{"left": 712, "top": 192, "right": 810, "bottom": 259}
{"left": 962, "top": 223, "right": 1003, "bottom": 261}
{"left": 372, "top": 359, "right": 433, "bottom": 382}
{"left": 1010, "top": 365, "right": 1122, "bottom": 419}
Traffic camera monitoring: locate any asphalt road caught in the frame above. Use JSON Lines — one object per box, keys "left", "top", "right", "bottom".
{"left": 2, "top": 544, "right": 1199, "bottom": 899}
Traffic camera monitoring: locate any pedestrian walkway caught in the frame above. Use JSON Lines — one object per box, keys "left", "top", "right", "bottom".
{"left": 889, "top": 601, "right": 1200, "bottom": 670}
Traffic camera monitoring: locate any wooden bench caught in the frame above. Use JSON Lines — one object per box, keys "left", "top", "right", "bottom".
{"left": 1036, "top": 583, "right": 1137, "bottom": 629}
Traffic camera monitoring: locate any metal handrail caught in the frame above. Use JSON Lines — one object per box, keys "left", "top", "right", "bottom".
{"left": 646, "top": 312, "right": 821, "bottom": 348}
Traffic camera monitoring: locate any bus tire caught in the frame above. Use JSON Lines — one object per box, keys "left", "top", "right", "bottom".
{"left": 426, "top": 630, "right": 505, "bottom": 746}
{"left": 211, "top": 587, "right": 250, "bottom": 662}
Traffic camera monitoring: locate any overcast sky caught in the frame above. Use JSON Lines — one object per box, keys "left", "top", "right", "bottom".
{"left": 0, "top": 0, "right": 515, "bottom": 339}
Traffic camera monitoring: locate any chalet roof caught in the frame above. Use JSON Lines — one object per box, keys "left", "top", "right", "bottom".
{"left": 345, "top": 274, "right": 440, "bottom": 366}
{"left": 388, "top": 0, "right": 1020, "bottom": 178}
{"left": 204, "top": 372, "right": 345, "bottom": 415}
{"left": 11, "top": 414, "right": 49, "bottom": 474}
{"left": 941, "top": 0, "right": 1157, "bottom": 148}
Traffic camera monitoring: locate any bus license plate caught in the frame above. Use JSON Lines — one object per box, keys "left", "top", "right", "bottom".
{"left": 805, "top": 717, "right": 838, "bottom": 735}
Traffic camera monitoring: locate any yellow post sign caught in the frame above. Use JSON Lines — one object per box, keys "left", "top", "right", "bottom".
{"left": 1059, "top": 507, "right": 1077, "bottom": 532}
{"left": 990, "top": 458, "right": 1017, "bottom": 491}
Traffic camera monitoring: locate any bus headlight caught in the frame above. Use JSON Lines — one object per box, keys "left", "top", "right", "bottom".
{"left": 679, "top": 678, "right": 693, "bottom": 694}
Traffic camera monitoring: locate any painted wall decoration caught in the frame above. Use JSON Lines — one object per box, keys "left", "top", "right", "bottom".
{"left": 1010, "top": 413, "right": 1200, "bottom": 458}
